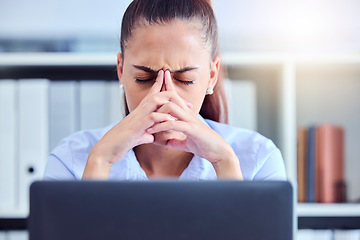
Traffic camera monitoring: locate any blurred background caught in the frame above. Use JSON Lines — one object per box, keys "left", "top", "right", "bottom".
{"left": 0, "top": 0, "right": 360, "bottom": 54}
{"left": 1, "top": 1, "right": 360, "bottom": 239}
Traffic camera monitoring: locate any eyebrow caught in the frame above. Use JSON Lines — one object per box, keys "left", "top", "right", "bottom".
{"left": 133, "top": 65, "right": 198, "bottom": 73}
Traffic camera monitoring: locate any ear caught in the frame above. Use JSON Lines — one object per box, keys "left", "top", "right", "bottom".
{"left": 117, "top": 52, "right": 124, "bottom": 84}
{"left": 208, "top": 56, "right": 220, "bottom": 90}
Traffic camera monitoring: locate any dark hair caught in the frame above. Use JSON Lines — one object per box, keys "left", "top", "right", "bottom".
{"left": 120, "top": 0, "right": 228, "bottom": 123}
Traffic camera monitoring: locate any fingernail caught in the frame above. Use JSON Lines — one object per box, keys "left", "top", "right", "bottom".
{"left": 187, "top": 102, "right": 193, "bottom": 109}
{"left": 147, "top": 128, "right": 153, "bottom": 133}
{"left": 170, "top": 116, "right": 177, "bottom": 121}
{"left": 158, "top": 70, "right": 163, "bottom": 76}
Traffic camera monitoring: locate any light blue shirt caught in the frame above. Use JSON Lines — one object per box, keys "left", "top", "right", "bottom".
{"left": 44, "top": 116, "right": 286, "bottom": 181}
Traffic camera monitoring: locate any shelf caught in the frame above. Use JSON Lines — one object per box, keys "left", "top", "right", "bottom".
{"left": 221, "top": 52, "right": 360, "bottom": 65}
{"left": 221, "top": 53, "right": 286, "bottom": 65}
{"left": 0, "top": 53, "right": 116, "bottom": 66}
{"left": 297, "top": 203, "right": 360, "bottom": 217}
{"left": 0, "top": 218, "right": 27, "bottom": 231}
{"left": 1, "top": 52, "right": 360, "bottom": 230}
{"left": 1, "top": 52, "right": 360, "bottom": 67}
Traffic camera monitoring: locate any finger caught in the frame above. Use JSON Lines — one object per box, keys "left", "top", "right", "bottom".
{"left": 143, "top": 112, "right": 177, "bottom": 129}
{"left": 137, "top": 70, "right": 165, "bottom": 112}
{"left": 156, "top": 101, "right": 190, "bottom": 122}
{"left": 135, "top": 133, "right": 155, "bottom": 146}
{"left": 166, "top": 138, "right": 188, "bottom": 151}
{"left": 163, "top": 71, "right": 193, "bottom": 110}
{"left": 156, "top": 90, "right": 192, "bottom": 111}
{"left": 164, "top": 70, "right": 175, "bottom": 91}
{"left": 186, "top": 102, "right": 193, "bottom": 109}
{"left": 147, "top": 70, "right": 164, "bottom": 96}
{"left": 147, "top": 120, "right": 190, "bottom": 135}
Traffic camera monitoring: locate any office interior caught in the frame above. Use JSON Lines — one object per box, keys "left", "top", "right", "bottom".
{"left": 1, "top": 0, "right": 360, "bottom": 239}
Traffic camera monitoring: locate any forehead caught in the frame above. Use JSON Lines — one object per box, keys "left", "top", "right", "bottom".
{"left": 124, "top": 20, "right": 211, "bottom": 69}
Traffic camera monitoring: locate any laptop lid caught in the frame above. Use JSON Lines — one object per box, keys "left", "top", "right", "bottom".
{"left": 29, "top": 181, "right": 293, "bottom": 240}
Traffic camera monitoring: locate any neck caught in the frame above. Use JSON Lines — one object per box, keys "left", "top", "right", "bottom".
{"left": 133, "top": 144, "right": 193, "bottom": 178}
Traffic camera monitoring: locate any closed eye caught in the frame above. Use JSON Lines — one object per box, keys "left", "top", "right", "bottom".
{"left": 135, "top": 78, "right": 194, "bottom": 85}
{"left": 174, "top": 77, "right": 194, "bottom": 85}
{"left": 135, "top": 78, "right": 155, "bottom": 84}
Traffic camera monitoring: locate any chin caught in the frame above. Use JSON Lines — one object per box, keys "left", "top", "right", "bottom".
{"left": 153, "top": 131, "right": 186, "bottom": 146}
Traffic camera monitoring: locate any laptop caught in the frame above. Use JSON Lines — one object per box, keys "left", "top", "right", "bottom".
{"left": 29, "top": 181, "right": 293, "bottom": 240}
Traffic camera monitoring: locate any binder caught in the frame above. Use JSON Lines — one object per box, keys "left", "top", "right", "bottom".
{"left": 18, "top": 79, "right": 49, "bottom": 215}
{"left": 0, "top": 80, "right": 17, "bottom": 216}
{"left": 6, "top": 231, "right": 28, "bottom": 240}
{"left": 49, "top": 81, "right": 79, "bottom": 151}
{"left": 0, "top": 231, "right": 6, "bottom": 240}
{"left": 80, "top": 80, "right": 109, "bottom": 130}
{"left": 334, "top": 230, "right": 360, "bottom": 240}
{"left": 224, "top": 79, "right": 257, "bottom": 131}
{"left": 108, "top": 80, "right": 124, "bottom": 123}
{"left": 297, "top": 229, "right": 333, "bottom": 240}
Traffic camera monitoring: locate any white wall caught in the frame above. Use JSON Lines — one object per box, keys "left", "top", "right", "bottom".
{"left": 1, "top": 0, "right": 360, "bottom": 53}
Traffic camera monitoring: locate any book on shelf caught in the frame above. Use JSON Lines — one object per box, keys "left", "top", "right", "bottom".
{"left": 297, "top": 127, "right": 308, "bottom": 203}
{"left": 297, "top": 124, "right": 345, "bottom": 203}
{"left": 307, "top": 126, "right": 316, "bottom": 203}
{"left": 316, "top": 124, "right": 345, "bottom": 203}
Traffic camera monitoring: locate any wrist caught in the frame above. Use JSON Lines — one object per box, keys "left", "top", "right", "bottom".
{"left": 211, "top": 147, "right": 243, "bottom": 180}
{"left": 82, "top": 149, "right": 114, "bottom": 180}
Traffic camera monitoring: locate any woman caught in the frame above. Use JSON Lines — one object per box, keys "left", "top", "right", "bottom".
{"left": 44, "top": 0, "right": 286, "bottom": 181}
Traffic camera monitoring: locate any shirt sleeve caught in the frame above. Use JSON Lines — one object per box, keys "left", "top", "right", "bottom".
{"left": 253, "top": 147, "right": 287, "bottom": 181}
{"left": 43, "top": 154, "right": 77, "bottom": 180}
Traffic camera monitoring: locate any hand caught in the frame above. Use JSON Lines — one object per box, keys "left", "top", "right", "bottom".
{"left": 83, "top": 70, "right": 182, "bottom": 178}
{"left": 90, "top": 70, "right": 178, "bottom": 162}
{"left": 147, "top": 71, "right": 243, "bottom": 179}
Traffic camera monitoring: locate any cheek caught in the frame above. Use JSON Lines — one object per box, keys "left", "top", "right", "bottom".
{"left": 123, "top": 83, "right": 150, "bottom": 112}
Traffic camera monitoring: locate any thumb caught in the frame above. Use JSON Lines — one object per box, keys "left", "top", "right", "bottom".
{"left": 135, "top": 133, "right": 155, "bottom": 147}
{"left": 166, "top": 138, "right": 187, "bottom": 151}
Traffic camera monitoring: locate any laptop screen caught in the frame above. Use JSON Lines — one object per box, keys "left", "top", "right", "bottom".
{"left": 29, "top": 181, "right": 293, "bottom": 240}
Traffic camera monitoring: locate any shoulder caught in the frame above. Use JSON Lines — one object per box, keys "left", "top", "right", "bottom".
{"left": 205, "top": 118, "right": 273, "bottom": 151}
{"left": 205, "top": 119, "right": 286, "bottom": 180}
{"left": 45, "top": 122, "right": 118, "bottom": 180}
{"left": 54, "top": 122, "right": 116, "bottom": 156}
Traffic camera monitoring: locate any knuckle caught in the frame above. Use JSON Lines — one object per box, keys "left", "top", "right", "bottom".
{"left": 149, "top": 95, "right": 162, "bottom": 106}
{"left": 168, "top": 101, "right": 178, "bottom": 110}
{"left": 148, "top": 112, "right": 158, "bottom": 122}
{"left": 168, "top": 119, "right": 176, "bottom": 128}
{"left": 150, "top": 95, "right": 158, "bottom": 103}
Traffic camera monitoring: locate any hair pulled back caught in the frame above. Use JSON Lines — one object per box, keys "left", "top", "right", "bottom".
{"left": 120, "top": 0, "right": 228, "bottom": 123}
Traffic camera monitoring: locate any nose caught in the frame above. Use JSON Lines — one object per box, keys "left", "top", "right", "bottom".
{"left": 160, "top": 69, "right": 170, "bottom": 92}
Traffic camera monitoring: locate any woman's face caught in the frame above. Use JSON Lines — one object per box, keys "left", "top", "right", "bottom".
{"left": 117, "top": 20, "right": 219, "bottom": 143}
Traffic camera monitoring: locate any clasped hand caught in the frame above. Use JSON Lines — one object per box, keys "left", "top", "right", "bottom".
{"left": 87, "top": 70, "right": 243, "bottom": 179}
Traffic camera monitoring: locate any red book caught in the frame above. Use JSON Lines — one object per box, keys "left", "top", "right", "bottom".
{"left": 316, "top": 124, "right": 345, "bottom": 203}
